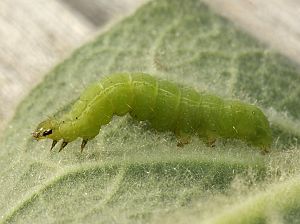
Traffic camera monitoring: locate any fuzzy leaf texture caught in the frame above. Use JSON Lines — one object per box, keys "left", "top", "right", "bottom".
{"left": 1, "top": 0, "right": 300, "bottom": 223}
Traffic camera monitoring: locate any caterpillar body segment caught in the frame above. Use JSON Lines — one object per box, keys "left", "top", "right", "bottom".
{"left": 32, "top": 73, "right": 272, "bottom": 152}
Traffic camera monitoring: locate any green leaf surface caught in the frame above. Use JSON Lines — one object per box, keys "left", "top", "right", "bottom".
{"left": 1, "top": 0, "right": 300, "bottom": 223}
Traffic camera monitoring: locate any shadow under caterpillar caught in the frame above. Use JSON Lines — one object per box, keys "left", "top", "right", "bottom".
{"left": 32, "top": 73, "right": 272, "bottom": 153}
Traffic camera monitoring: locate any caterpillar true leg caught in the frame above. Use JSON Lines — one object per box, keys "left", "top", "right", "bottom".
{"left": 81, "top": 139, "right": 88, "bottom": 152}
{"left": 50, "top": 140, "right": 58, "bottom": 151}
{"left": 59, "top": 141, "right": 68, "bottom": 152}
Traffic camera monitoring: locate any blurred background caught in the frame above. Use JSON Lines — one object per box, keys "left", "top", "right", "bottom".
{"left": 0, "top": 0, "right": 299, "bottom": 135}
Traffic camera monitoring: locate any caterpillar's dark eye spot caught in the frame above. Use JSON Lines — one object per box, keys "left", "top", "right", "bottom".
{"left": 43, "top": 129, "right": 52, "bottom": 136}
{"left": 76, "top": 117, "right": 78, "bottom": 119}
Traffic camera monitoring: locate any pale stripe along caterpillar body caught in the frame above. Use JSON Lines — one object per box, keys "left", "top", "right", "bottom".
{"left": 32, "top": 73, "right": 272, "bottom": 152}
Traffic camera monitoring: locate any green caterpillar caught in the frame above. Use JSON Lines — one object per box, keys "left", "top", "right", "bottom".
{"left": 32, "top": 73, "right": 272, "bottom": 152}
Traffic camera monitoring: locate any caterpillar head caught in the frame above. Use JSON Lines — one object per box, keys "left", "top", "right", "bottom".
{"left": 32, "top": 118, "right": 60, "bottom": 141}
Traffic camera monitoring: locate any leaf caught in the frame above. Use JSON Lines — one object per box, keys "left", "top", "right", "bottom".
{"left": 1, "top": 0, "right": 300, "bottom": 223}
